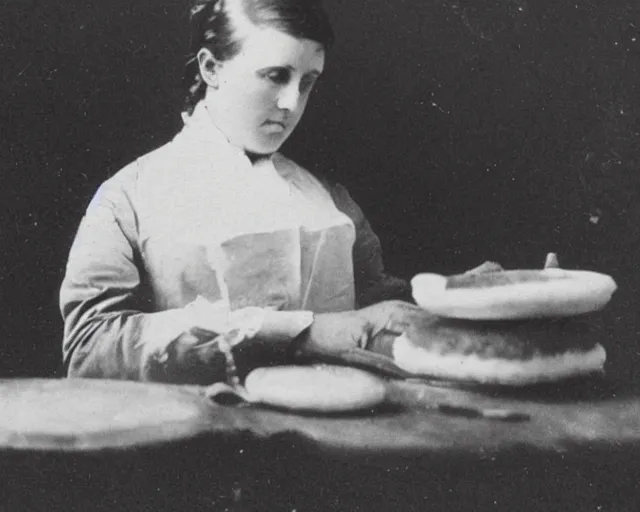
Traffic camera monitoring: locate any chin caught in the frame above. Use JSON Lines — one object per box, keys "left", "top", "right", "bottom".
{"left": 247, "top": 135, "right": 288, "bottom": 155}
{"left": 251, "top": 143, "right": 282, "bottom": 155}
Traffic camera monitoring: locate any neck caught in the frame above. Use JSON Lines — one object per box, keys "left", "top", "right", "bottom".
{"left": 245, "top": 150, "right": 273, "bottom": 164}
{"left": 196, "top": 102, "right": 275, "bottom": 163}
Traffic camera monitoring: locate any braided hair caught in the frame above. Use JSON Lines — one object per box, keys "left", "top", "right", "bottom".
{"left": 182, "top": 0, "right": 334, "bottom": 115}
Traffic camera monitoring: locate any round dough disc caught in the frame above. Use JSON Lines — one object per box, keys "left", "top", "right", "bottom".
{"left": 411, "top": 269, "right": 617, "bottom": 320}
{"left": 0, "top": 379, "right": 214, "bottom": 451}
{"left": 244, "top": 365, "right": 387, "bottom": 412}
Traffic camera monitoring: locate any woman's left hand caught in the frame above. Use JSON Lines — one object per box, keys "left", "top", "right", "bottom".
{"left": 295, "top": 300, "right": 428, "bottom": 357}
{"left": 358, "top": 300, "right": 430, "bottom": 355}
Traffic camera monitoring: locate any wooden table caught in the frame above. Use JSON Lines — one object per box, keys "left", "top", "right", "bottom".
{"left": 196, "top": 374, "right": 640, "bottom": 511}
{"left": 2, "top": 375, "right": 640, "bottom": 511}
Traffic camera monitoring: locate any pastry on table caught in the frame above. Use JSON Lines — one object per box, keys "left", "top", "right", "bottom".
{"left": 207, "top": 364, "right": 388, "bottom": 413}
{"left": 392, "top": 254, "right": 617, "bottom": 386}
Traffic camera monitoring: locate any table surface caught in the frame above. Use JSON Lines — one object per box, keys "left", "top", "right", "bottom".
{"left": 198, "top": 373, "right": 640, "bottom": 510}
{"left": 196, "top": 372, "right": 640, "bottom": 459}
{"left": 3, "top": 375, "right": 640, "bottom": 511}
{"left": 2, "top": 372, "right": 639, "bottom": 458}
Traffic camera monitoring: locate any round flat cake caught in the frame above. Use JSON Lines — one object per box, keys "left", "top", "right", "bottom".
{"left": 411, "top": 268, "right": 617, "bottom": 320}
{"left": 392, "top": 313, "right": 607, "bottom": 385}
{"left": 242, "top": 365, "right": 388, "bottom": 412}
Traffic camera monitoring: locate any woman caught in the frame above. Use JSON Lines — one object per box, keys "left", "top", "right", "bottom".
{"left": 60, "top": 0, "right": 422, "bottom": 384}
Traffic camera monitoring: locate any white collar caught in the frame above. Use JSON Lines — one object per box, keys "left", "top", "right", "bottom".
{"left": 180, "top": 102, "right": 275, "bottom": 166}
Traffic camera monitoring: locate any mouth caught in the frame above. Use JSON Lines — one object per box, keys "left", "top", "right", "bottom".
{"left": 263, "top": 120, "right": 287, "bottom": 132}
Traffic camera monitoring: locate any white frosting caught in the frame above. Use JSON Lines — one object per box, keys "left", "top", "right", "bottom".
{"left": 393, "top": 335, "right": 606, "bottom": 385}
{"left": 411, "top": 270, "right": 617, "bottom": 320}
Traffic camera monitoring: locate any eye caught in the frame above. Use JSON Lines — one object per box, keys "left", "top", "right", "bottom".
{"left": 300, "top": 75, "right": 320, "bottom": 94}
{"left": 262, "top": 68, "right": 291, "bottom": 85}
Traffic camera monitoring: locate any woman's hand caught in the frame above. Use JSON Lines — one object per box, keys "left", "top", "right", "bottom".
{"left": 295, "top": 301, "right": 428, "bottom": 357}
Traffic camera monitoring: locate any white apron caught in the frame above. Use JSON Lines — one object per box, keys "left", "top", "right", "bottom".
{"left": 136, "top": 103, "right": 357, "bottom": 315}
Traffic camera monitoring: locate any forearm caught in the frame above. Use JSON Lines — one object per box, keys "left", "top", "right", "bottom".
{"left": 63, "top": 307, "right": 194, "bottom": 381}
{"left": 63, "top": 299, "right": 314, "bottom": 385}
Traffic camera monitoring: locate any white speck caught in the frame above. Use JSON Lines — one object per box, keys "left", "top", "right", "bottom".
{"left": 589, "top": 215, "right": 600, "bottom": 225}
{"left": 615, "top": 42, "right": 619, "bottom": 46}
{"left": 431, "top": 102, "right": 450, "bottom": 114}
{"left": 620, "top": 110, "right": 624, "bottom": 114}
{"left": 632, "top": 37, "right": 637, "bottom": 42}
{"left": 518, "top": 6, "right": 523, "bottom": 11}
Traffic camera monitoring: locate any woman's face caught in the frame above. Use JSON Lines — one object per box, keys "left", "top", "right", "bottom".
{"left": 203, "top": 26, "right": 326, "bottom": 154}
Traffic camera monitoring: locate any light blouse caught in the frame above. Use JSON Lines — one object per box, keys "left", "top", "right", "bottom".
{"left": 60, "top": 103, "right": 409, "bottom": 384}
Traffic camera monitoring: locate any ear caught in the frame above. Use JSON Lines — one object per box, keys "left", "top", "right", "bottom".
{"left": 197, "top": 48, "right": 220, "bottom": 88}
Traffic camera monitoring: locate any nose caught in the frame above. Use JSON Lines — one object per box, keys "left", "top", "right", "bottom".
{"left": 276, "top": 83, "right": 301, "bottom": 112}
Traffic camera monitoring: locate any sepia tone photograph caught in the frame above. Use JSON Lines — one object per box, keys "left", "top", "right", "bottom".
{"left": 1, "top": 0, "right": 639, "bottom": 509}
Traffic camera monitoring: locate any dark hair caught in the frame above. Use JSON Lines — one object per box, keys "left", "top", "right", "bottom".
{"left": 182, "top": 0, "right": 334, "bottom": 115}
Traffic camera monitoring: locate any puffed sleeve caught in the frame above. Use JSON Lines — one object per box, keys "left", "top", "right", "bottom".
{"left": 327, "top": 182, "right": 413, "bottom": 307}
{"left": 60, "top": 171, "right": 313, "bottom": 385}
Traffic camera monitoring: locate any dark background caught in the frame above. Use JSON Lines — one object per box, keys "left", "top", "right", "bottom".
{"left": 1, "top": 0, "right": 639, "bottom": 379}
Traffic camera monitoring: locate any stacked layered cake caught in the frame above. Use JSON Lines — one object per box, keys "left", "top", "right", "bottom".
{"left": 394, "top": 255, "right": 618, "bottom": 385}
